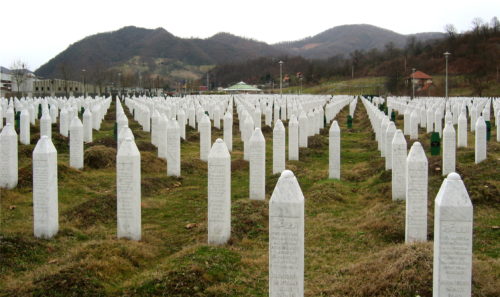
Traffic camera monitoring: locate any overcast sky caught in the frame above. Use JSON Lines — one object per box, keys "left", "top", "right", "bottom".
{"left": 1, "top": 0, "right": 498, "bottom": 71}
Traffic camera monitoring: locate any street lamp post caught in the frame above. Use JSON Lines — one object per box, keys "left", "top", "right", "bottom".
{"left": 444, "top": 52, "right": 451, "bottom": 99}
{"left": 279, "top": 61, "right": 283, "bottom": 97}
{"left": 412, "top": 68, "right": 416, "bottom": 99}
{"left": 81, "top": 69, "right": 86, "bottom": 97}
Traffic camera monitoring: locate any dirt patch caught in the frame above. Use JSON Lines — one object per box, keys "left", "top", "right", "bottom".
{"left": 141, "top": 152, "right": 167, "bottom": 174}
{"left": 0, "top": 235, "right": 49, "bottom": 273}
{"left": 427, "top": 155, "right": 442, "bottom": 176}
{"left": 63, "top": 195, "right": 116, "bottom": 228}
{"left": 19, "top": 144, "right": 34, "bottom": 157}
{"left": 52, "top": 133, "right": 70, "bottom": 154}
{"left": 58, "top": 163, "right": 82, "bottom": 180}
{"left": 84, "top": 146, "right": 116, "bottom": 169}
{"left": 181, "top": 159, "right": 207, "bottom": 175}
{"left": 31, "top": 266, "right": 105, "bottom": 297}
{"left": 231, "top": 159, "right": 248, "bottom": 172}
{"left": 89, "top": 136, "right": 117, "bottom": 148}
{"left": 319, "top": 243, "right": 433, "bottom": 297}
{"left": 308, "top": 182, "right": 345, "bottom": 202}
{"left": 260, "top": 125, "right": 273, "bottom": 134}
{"left": 17, "top": 164, "right": 33, "bottom": 188}
{"left": 141, "top": 176, "right": 182, "bottom": 196}
{"left": 127, "top": 245, "right": 240, "bottom": 296}
{"left": 308, "top": 134, "right": 328, "bottom": 149}
{"left": 186, "top": 131, "right": 200, "bottom": 142}
{"left": 232, "top": 199, "right": 269, "bottom": 241}
{"left": 265, "top": 173, "right": 281, "bottom": 193}
{"left": 359, "top": 202, "right": 405, "bottom": 243}
{"left": 136, "top": 141, "right": 156, "bottom": 152}
{"left": 344, "top": 160, "right": 384, "bottom": 182}
{"left": 457, "top": 158, "right": 500, "bottom": 205}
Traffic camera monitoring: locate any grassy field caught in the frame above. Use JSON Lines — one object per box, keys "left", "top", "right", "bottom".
{"left": 0, "top": 99, "right": 499, "bottom": 296}
{"left": 284, "top": 76, "right": 500, "bottom": 97}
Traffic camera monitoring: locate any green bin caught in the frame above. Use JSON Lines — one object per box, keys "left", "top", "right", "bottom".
{"left": 430, "top": 132, "right": 440, "bottom": 156}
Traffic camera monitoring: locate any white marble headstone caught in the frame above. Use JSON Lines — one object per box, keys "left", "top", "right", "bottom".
{"left": 272, "top": 119, "right": 286, "bottom": 174}
{"left": 207, "top": 138, "right": 231, "bottom": 245}
{"left": 0, "top": 123, "right": 18, "bottom": 189}
{"left": 474, "top": 116, "right": 486, "bottom": 163}
{"left": 249, "top": 127, "right": 265, "bottom": 200}
{"left": 442, "top": 121, "right": 456, "bottom": 176}
{"left": 166, "top": 118, "right": 181, "bottom": 177}
{"left": 405, "top": 141, "right": 428, "bottom": 243}
{"left": 269, "top": 170, "right": 304, "bottom": 297}
{"left": 69, "top": 117, "right": 84, "bottom": 170}
{"left": 329, "top": 121, "right": 340, "bottom": 179}
{"left": 199, "top": 114, "right": 211, "bottom": 162}
{"left": 391, "top": 130, "right": 407, "bottom": 200}
{"left": 116, "top": 137, "right": 141, "bottom": 241}
{"left": 33, "top": 135, "right": 58, "bottom": 238}
{"left": 433, "top": 172, "right": 473, "bottom": 297}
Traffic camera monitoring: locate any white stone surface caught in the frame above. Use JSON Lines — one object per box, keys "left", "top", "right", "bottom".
{"left": 40, "top": 110, "right": 52, "bottom": 139}
{"left": 405, "top": 141, "right": 428, "bottom": 243}
{"left": 433, "top": 172, "right": 473, "bottom": 297}
{"left": 404, "top": 108, "right": 411, "bottom": 135}
{"left": 81, "top": 107, "right": 92, "bottom": 143}
{"left": 380, "top": 118, "right": 389, "bottom": 157}
{"left": 223, "top": 111, "right": 233, "bottom": 152}
{"left": 410, "top": 110, "right": 419, "bottom": 139}
{"left": 33, "top": 136, "right": 58, "bottom": 239}
{"left": 442, "top": 121, "right": 456, "bottom": 176}
{"left": 385, "top": 122, "right": 396, "bottom": 170}
{"left": 272, "top": 119, "right": 286, "bottom": 174}
{"left": 157, "top": 116, "right": 167, "bottom": 159}
{"left": 288, "top": 115, "right": 299, "bottom": 161}
{"left": 475, "top": 116, "right": 486, "bottom": 163}
{"left": 59, "top": 108, "right": 69, "bottom": 137}
{"left": 497, "top": 110, "right": 500, "bottom": 142}
{"left": 269, "top": 170, "right": 304, "bottom": 297}
{"left": 178, "top": 109, "right": 186, "bottom": 140}
{"left": 329, "top": 120, "right": 340, "bottom": 179}
{"left": 69, "top": 117, "right": 84, "bottom": 170}
{"left": 0, "top": 124, "right": 18, "bottom": 189}
{"left": 20, "top": 109, "right": 30, "bottom": 145}
{"left": 435, "top": 109, "right": 443, "bottom": 137}
{"left": 391, "top": 130, "right": 407, "bottom": 200}
{"left": 166, "top": 118, "right": 181, "bottom": 177}
{"left": 116, "top": 137, "right": 141, "bottom": 241}
{"left": 199, "top": 114, "right": 211, "bottom": 162}
{"left": 243, "top": 115, "right": 254, "bottom": 161}
{"left": 208, "top": 138, "right": 231, "bottom": 245}
{"left": 457, "top": 111, "right": 467, "bottom": 148}
{"left": 249, "top": 127, "right": 265, "bottom": 200}
{"left": 298, "top": 112, "right": 308, "bottom": 148}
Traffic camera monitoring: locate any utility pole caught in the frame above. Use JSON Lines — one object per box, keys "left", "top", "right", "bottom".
{"left": 206, "top": 72, "right": 209, "bottom": 92}
{"left": 279, "top": 61, "right": 283, "bottom": 97}
{"left": 412, "top": 68, "right": 416, "bottom": 99}
{"left": 444, "top": 52, "right": 451, "bottom": 99}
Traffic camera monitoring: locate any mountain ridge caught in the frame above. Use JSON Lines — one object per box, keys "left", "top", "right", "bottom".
{"left": 34, "top": 24, "right": 445, "bottom": 83}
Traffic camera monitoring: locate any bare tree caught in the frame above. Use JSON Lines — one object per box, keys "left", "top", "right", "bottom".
{"left": 444, "top": 24, "right": 457, "bottom": 38}
{"left": 10, "top": 60, "right": 29, "bottom": 97}
{"left": 472, "top": 17, "right": 484, "bottom": 33}
{"left": 491, "top": 16, "right": 500, "bottom": 33}
{"left": 59, "top": 63, "right": 70, "bottom": 97}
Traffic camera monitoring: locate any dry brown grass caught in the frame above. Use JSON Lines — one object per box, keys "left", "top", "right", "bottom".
{"left": 313, "top": 242, "right": 433, "bottom": 297}
{"left": 84, "top": 145, "right": 116, "bottom": 169}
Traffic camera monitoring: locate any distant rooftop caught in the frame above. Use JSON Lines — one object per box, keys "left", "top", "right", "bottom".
{"left": 410, "top": 71, "right": 432, "bottom": 79}
{"left": 223, "top": 81, "right": 261, "bottom": 92}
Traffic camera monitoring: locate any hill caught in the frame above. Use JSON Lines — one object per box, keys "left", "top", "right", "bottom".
{"left": 35, "top": 26, "right": 285, "bottom": 85}
{"left": 274, "top": 24, "right": 444, "bottom": 59}
{"left": 34, "top": 24, "right": 444, "bottom": 87}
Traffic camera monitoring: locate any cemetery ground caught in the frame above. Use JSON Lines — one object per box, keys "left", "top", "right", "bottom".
{"left": 1, "top": 100, "right": 499, "bottom": 297}
{"left": 286, "top": 76, "right": 500, "bottom": 97}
